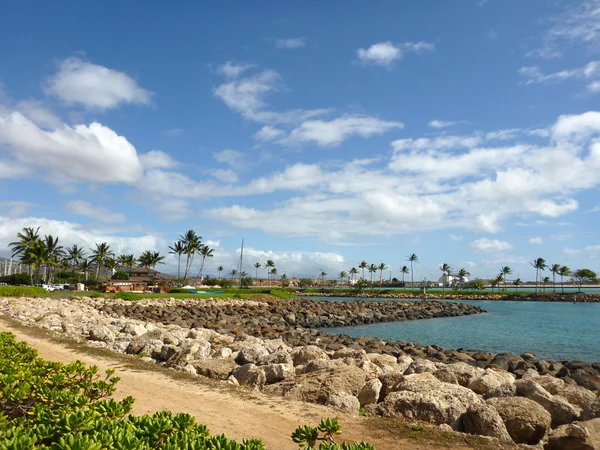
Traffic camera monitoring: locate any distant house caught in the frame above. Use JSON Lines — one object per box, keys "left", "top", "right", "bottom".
{"left": 105, "top": 267, "right": 172, "bottom": 293}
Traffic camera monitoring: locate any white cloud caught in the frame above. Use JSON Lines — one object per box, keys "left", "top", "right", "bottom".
{"left": 357, "top": 41, "right": 434, "bottom": 67}
{"left": 162, "top": 128, "right": 184, "bottom": 137}
{"left": 538, "top": 0, "right": 600, "bottom": 58}
{"left": 470, "top": 238, "right": 513, "bottom": 252}
{"left": 213, "top": 67, "right": 329, "bottom": 124}
{"left": 450, "top": 234, "right": 464, "bottom": 241}
{"left": 216, "top": 62, "right": 255, "bottom": 78}
{"left": 211, "top": 169, "right": 239, "bottom": 183}
{"left": 253, "top": 125, "right": 285, "bottom": 142}
{"left": 0, "top": 201, "right": 38, "bottom": 218}
{"left": 519, "top": 61, "right": 600, "bottom": 92}
{"left": 0, "top": 159, "right": 31, "bottom": 179}
{"left": 428, "top": 120, "right": 458, "bottom": 128}
{"left": 486, "top": 128, "right": 522, "bottom": 141}
{"left": 45, "top": 57, "right": 152, "bottom": 110}
{"left": 65, "top": 200, "right": 126, "bottom": 223}
{"left": 0, "top": 111, "right": 143, "bottom": 183}
{"left": 16, "top": 100, "right": 61, "bottom": 129}
{"left": 213, "top": 149, "right": 245, "bottom": 171}
{"left": 139, "top": 150, "right": 179, "bottom": 170}
{"left": 529, "top": 237, "right": 544, "bottom": 244}
{"left": 275, "top": 37, "right": 306, "bottom": 49}
{"left": 284, "top": 115, "right": 404, "bottom": 147}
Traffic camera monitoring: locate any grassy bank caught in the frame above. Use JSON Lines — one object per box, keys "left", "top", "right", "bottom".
{"left": 46, "top": 288, "right": 296, "bottom": 301}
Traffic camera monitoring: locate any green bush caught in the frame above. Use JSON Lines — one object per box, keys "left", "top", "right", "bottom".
{"left": 5, "top": 273, "right": 31, "bottom": 286}
{"left": 114, "top": 292, "right": 140, "bottom": 301}
{"left": 111, "top": 270, "right": 129, "bottom": 280}
{"left": 241, "top": 277, "right": 254, "bottom": 288}
{"left": 0, "top": 286, "right": 47, "bottom": 297}
{"left": 168, "top": 288, "right": 188, "bottom": 293}
{"left": 0, "top": 332, "right": 375, "bottom": 450}
{"left": 219, "top": 279, "right": 233, "bottom": 288}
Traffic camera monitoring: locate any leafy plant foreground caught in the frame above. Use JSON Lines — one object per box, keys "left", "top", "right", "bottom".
{"left": 0, "top": 332, "right": 374, "bottom": 449}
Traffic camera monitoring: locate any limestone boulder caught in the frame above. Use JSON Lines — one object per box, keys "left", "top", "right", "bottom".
{"left": 332, "top": 347, "right": 366, "bottom": 362}
{"left": 212, "top": 347, "right": 233, "bottom": 359}
{"left": 376, "top": 378, "right": 485, "bottom": 430}
{"left": 191, "top": 358, "right": 237, "bottom": 380}
{"left": 263, "top": 363, "right": 294, "bottom": 384}
{"left": 259, "top": 349, "right": 293, "bottom": 366}
{"left": 262, "top": 338, "right": 292, "bottom": 354}
{"left": 366, "top": 353, "right": 398, "bottom": 368}
{"left": 325, "top": 392, "right": 360, "bottom": 415}
{"left": 233, "top": 364, "right": 266, "bottom": 390}
{"left": 235, "top": 346, "right": 269, "bottom": 365}
{"left": 88, "top": 326, "right": 116, "bottom": 344}
{"left": 468, "top": 369, "right": 515, "bottom": 395}
{"left": 404, "top": 358, "right": 437, "bottom": 375}
{"left": 515, "top": 379, "right": 581, "bottom": 427}
{"left": 461, "top": 403, "right": 512, "bottom": 442}
{"left": 433, "top": 367, "right": 459, "bottom": 385}
{"left": 358, "top": 379, "right": 382, "bottom": 407}
{"left": 537, "top": 375, "right": 596, "bottom": 409}
{"left": 167, "top": 340, "right": 211, "bottom": 367}
{"left": 396, "top": 355, "right": 413, "bottom": 373}
{"left": 581, "top": 397, "right": 600, "bottom": 421}
{"left": 443, "top": 362, "right": 485, "bottom": 387}
{"left": 263, "top": 365, "right": 365, "bottom": 405}
{"left": 291, "top": 345, "right": 329, "bottom": 366}
{"left": 544, "top": 418, "right": 600, "bottom": 450}
{"left": 126, "top": 329, "right": 166, "bottom": 355}
{"left": 358, "top": 360, "right": 382, "bottom": 380}
{"left": 485, "top": 383, "right": 517, "bottom": 399}
{"left": 487, "top": 396, "right": 551, "bottom": 445}
{"left": 378, "top": 371, "right": 405, "bottom": 402}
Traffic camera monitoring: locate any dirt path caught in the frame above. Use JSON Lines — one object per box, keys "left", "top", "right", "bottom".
{"left": 0, "top": 319, "right": 490, "bottom": 450}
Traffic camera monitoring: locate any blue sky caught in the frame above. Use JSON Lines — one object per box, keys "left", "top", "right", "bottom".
{"left": 1, "top": 0, "right": 600, "bottom": 281}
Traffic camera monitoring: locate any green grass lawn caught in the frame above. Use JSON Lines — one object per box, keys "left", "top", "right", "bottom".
{"left": 48, "top": 288, "right": 296, "bottom": 301}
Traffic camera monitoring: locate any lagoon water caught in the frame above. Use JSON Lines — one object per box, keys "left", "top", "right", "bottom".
{"left": 310, "top": 297, "right": 600, "bottom": 363}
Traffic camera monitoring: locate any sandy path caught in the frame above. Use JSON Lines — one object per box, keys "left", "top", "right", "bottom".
{"left": 0, "top": 319, "right": 480, "bottom": 450}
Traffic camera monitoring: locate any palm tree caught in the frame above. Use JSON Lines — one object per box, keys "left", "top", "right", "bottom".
{"left": 400, "top": 266, "right": 410, "bottom": 289}
{"left": 530, "top": 258, "right": 547, "bottom": 293}
{"left": 180, "top": 230, "right": 201, "bottom": 281}
{"left": 43, "top": 235, "right": 63, "bottom": 284}
{"left": 196, "top": 245, "right": 214, "bottom": 280}
{"left": 229, "top": 269, "right": 238, "bottom": 281}
{"left": 542, "top": 276, "right": 551, "bottom": 292}
{"left": 319, "top": 271, "right": 327, "bottom": 285}
{"left": 138, "top": 251, "right": 153, "bottom": 269}
{"left": 500, "top": 266, "right": 512, "bottom": 292}
{"left": 280, "top": 273, "right": 288, "bottom": 287}
{"left": 377, "top": 263, "right": 387, "bottom": 286}
{"left": 91, "top": 242, "right": 114, "bottom": 281}
{"left": 514, "top": 277, "right": 522, "bottom": 291}
{"left": 270, "top": 268, "right": 278, "bottom": 282}
{"left": 28, "top": 239, "right": 49, "bottom": 283}
{"left": 407, "top": 254, "right": 419, "bottom": 289}
{"left": 66, "top": 244, "right": 86, "bottom": 282}
{"left": 359, "top": 261, "right": 368, "bottom": 279}
{"left": 119, "top": 254, "right": 137, "bottom": 275}
{"left": 149, "top": 251, "right": 165, "bottom": 271}
{"left": 80, "top": 259, "right": 92, "bottom": 285}
{"left": 338, "top": 271, "right": 347, "bottom": 286}
{"left": 438, "top": 263, "right": 452, "bottom": 292}
{"left": 368, "top": 264, "right": 377, "bottom": 287}
{"left": 217, "top": 265, "right": 224, "bottom": 281}
{"left": 491, "top": 273, "right": 503, "bottom": 293}
{"left": 9, "top": 226, "right": 41, "bottom": 286}
{"left": 559, "top": 266, "right": 571, "bottom": 294}
{"left": 168, "top": 241, "right": 185, "bottom": 279}
{"left": 265, "top": 260, "right": 275, "bottom": 286}
{"left": 349, "top": 267, "right": 358, "bottom": 284}
{"left": 457, "top": 268, "right": 470, "bottom": 291}
{"left": 104, "top": 257, "right": 118, "bottom": 278}
{"left": 549, "top": 264, "right": 561, "bottom": 293}
{"left": 254, "top": 262, "right": 262, "bottom": 282}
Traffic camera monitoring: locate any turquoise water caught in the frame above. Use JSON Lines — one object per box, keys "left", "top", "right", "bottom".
{"left": 310, "top": 297, "right": 600, "bottom": 363}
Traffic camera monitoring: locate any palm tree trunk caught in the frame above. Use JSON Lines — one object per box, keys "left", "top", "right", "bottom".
{"left": 177, "top": 255, "right": 181, "bottom": 279}
{"left": 561, "top": 275, "right": 564, "bottom": 294}
{"left": 29, "top": 264, "right": 33, "bottom": 286}
{"left": 410, "top": 262, "right": 414, "bottom": 290}
{"left": 96, "top": 262, "right": 101, "bottom": 282}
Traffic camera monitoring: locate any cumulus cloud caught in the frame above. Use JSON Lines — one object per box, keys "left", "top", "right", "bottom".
{"left": 529, "top": 237, "right": 544, "bottom": 244}
{"left": 357, "top": 41, "right": 434, "bottom": 67}
{"left": 519, "top": 61, "right": 600, "bottom": 92}
{"left": 283, "top": 115, "right": 404, "bottom": 147}
{"left": 253, "top": 125, "right": 285, "bottom": 142}
{"left": 213, "top": 149, "right": 245, "bottom": 171}
{"left": 16, "top": 100, "right": 61, "bottom": 129}
{"left": 470, "top": 238, "right": 513, "bottom": 252}
{"left": 275, "top": 37, "right": 306, "bottom": 49}
{"left": 139, "top": 150, "right": 179, "bottom": 170}
{"left": 428, "top": 120, "right": 459, "bottom": 128}
{"left": 65, "top": 200, "right": 126, "bottom": 223}
{"left": 211, "top": 169, "right": 239, "bottom": 183}
{"left": 45, "top": 58, "right": 152, "bottom": 110}
{"left": 0, "top": 111, "right": 143, "bottom": 183}
{"left": 216, "top": 62, "right": 254, "bottom": 78}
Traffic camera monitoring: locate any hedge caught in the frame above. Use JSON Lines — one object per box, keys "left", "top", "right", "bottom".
{"left": 0, "top": 332, "right": 375, "bottom": 449}
{"left": 0, "top": 286, "right": 47, "bottom": 297}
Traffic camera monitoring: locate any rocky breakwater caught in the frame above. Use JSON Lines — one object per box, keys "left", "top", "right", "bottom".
{"left": 305, "top": 291, "right": 504, "bottom": 300}
{"left": 502, "top": 293, "right": 600, "bottom": 303}
{"left": 1, "top": 296, "right": 599, "bottom": 448}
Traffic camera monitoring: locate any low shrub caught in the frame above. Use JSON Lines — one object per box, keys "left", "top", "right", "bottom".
{"left": 0, "top": 286, "right": 47, "bottom": 297}
{"left": 168, "top": 288, "right": 188, "bottom": 293}
{"left": 0, "top": 332, "right": 375, "bottom": 450}
{"left": 111, "top": 270, "right": 129, "bottom": 280}
{"left": 4, "top": 273, "right": 31, "bottom": 286}
{"left": 114, "top": 292, "right": 140, "bottom": 301}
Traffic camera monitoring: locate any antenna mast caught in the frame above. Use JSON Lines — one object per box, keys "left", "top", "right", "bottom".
{"left": 238, "top": 239, "right": 244, "bottom": 288}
